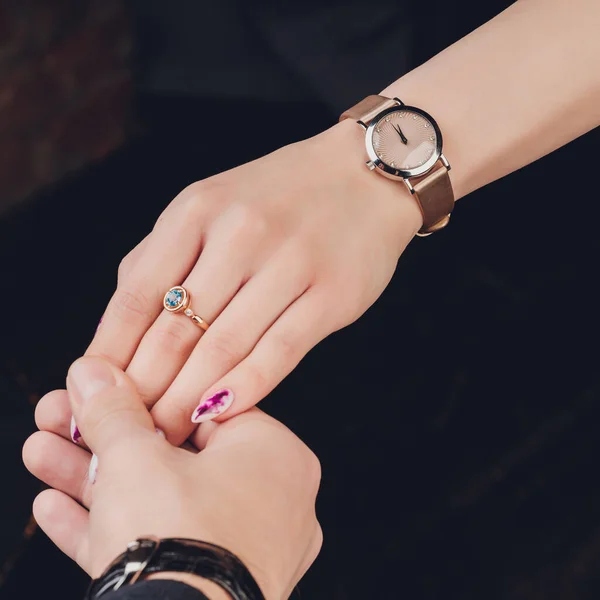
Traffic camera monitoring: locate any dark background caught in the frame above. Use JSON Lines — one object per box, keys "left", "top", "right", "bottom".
{"left": 1, "top": 2, "right": 599, "bottom": 599}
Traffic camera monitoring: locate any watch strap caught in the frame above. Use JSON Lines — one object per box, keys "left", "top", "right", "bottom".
{"left": 410, "top": 163, "right": 454, "bottom": 235}
{"left": 339, "top": 94, "right": 399, "bottom": 126}
{"left": 105, "top": 580, "right": 211, "bottom": 600}
{"left": 86, "top": 538, "right": 265, "bottom": 600}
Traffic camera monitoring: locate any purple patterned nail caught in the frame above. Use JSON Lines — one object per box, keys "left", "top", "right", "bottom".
{"left": 70, "top": 416, "right": 82, "bottom": 444}
{"left": 88, "top": 454, "right": 98, "bottom": 484}
{"left": 191, "top": 389, "right": 234, "bottom": 424}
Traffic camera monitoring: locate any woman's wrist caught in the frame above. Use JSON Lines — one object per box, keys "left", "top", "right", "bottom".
{"left": 315, "top": 118, "right": 423, "bottom": 252}
{"left": 381, "top": 0, "right": 600, "bottom": 200}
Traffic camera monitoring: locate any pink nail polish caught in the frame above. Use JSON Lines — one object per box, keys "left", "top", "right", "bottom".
{"left": 191, "top": 389, "right": 234, "bottom": 424}
{"left": 70, "top": 416, "right": 82, "bottom": 444}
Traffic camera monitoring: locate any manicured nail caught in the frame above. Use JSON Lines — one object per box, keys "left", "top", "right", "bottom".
{"left": 191, "top": 389, "right": 234, "bottom": 424}
{"left": 88, "top": 454, "right": 98, "bottom": 484}
{"left": 96, "top": 316, "right": 103, "bottom": 332}
{"left": 68, "top": 358, "right": 115, "bottom": 405}
{"left": 155, "top": 428, "right": 166, "bottom": 439}
{"left": 70, "top": 416, "right": 82, "bottom": 444}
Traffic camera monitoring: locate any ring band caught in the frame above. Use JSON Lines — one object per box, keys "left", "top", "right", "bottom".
{"left": 163, "top": 286, "right": 210, "bottom": 331}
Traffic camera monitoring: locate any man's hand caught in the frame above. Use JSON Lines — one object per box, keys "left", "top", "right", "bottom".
{"left": 24, "top": 357, "right": 323, "bottom": 599}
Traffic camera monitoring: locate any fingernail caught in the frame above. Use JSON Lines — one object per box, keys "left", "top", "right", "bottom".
{"left": 155, "top": 428, "right": 166, "bottom": 439}
{"left": 70, "top": 416, "right": 82, "bottom": 445}
{"left": 68, "top": 358, "right": 116, "bottom": 405}
{"left": 191, "top": 389, "right": 234, "bottom": 424}
{"left": 88, "top": 454, "right": 98, "bottom": 484}
{"left": 96, "top": 316, "right": 103, "bottom": 332}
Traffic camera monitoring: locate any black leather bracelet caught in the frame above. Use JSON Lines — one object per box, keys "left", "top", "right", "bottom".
{"left": 103, "top": 580, "right": 211, "bottom": 600}
{"left": 85, "top": 537, "right": 265, "bottom": 600}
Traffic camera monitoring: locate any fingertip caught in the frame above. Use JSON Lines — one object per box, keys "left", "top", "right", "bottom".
{"left": 68, "top": 355, "right": 136, "bottom": 396}
{"left": 188, "top": 420, "right": 218, "bottom": 451}
{"left": 22, "top": 433, "right": 37, "bottom": 474}
{"left": 33, "top": 488, "right": 90, "bottom": 573}
{"left": 32, "top": 488, "right": 61, "bottom": 522}
{"left": 22, "top": 430, "right": 89, "bottom": 489}
{"left": 35, "top": 389, "right": 70, "bottom": 434}
{"left": 22, "top": 431, "right": 52, "bottom": 476}
{"left": 67, "top": 356, "right": 154, "bottom": 454}
{"left": 151, "top": 402, "right": 197, "bottom": 447}
{"left": 191, "top": 389, "right": 234, "bottom": 424}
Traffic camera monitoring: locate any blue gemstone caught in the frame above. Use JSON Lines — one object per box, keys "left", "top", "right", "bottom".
{"left": 165, "top": 289, "right": 183, "bottom": 308}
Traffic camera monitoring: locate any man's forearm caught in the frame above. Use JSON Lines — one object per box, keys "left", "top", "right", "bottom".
{"left": 380, "top": 0, "right": 600, "bottom": 200}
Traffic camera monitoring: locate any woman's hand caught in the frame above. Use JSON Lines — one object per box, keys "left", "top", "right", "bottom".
{"left": 23, "top": 357, "right": 323, "bottom": 599}
{"left": 82, "top": 121, "right": 421, "bottom": 444}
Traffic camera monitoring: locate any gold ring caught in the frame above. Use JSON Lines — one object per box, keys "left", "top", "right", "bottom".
{"left": 163, "top": 286, "right": 210, "bottom": 331}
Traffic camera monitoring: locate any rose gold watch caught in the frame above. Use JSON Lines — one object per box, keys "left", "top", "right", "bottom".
{"left": 340, "top": 95, "right": 455, "bottom": 236}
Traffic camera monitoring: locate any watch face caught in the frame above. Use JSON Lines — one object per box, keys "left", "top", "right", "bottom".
{"left": 368, "top": 106, "right": 442, "bottom": 177}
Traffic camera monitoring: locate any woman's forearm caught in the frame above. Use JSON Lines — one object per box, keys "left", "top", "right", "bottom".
{"left": 379, "top": 0, "right": 600, "bottom": 200}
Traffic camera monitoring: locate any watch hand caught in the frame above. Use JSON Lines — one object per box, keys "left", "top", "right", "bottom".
{"left": 397, "top": 125, "right": 409, "bottom": 144}
{"left": 392, "top": 123, "right": 408, "bottom": 144}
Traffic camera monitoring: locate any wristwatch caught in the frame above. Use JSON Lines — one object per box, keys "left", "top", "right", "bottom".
{"left": 85, "top": 537, "right": 265, "bottom": 600}
{"left": 340, "top": 95, "right": 455, "bottom": 236}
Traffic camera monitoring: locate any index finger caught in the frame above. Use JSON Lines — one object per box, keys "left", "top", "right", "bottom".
{"left": 86, "top": 203, "right": 205, "bottom": 369}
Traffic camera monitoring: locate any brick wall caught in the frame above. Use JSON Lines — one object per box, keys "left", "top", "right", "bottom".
{"left": 0, "top": 0, "right": 133, "bottom": 214}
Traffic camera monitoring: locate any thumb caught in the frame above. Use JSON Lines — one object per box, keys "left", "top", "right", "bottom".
{"left": 67, "top": 356, "right": 155, "bottom": 456}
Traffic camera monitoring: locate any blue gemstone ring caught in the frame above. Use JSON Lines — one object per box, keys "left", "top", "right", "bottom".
{"left": 163, "top": 286, "right": 209, "bottom": 331}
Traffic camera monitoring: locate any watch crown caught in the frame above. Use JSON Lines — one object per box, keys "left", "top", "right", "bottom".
{"left": 366, "top": 160, "right": 376, "bottom": 171}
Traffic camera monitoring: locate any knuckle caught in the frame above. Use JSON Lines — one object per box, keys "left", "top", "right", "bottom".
{"left": 283, "top": 439, "right": 322, "bottom": 495}
{"left": 181, "top": 179, "right": 227, "bottom": 218}
{"left": 183, "top": 195, "right": 210, "bottom": 223}
{"left": 303, "top": 446, "right": 322, "bottom": 488}
{"left": 109, "top": 287, "right": 153, "bottom": 325}
{"left": 243, "top": 361, "right": 270, "bottom": 395}
{"left": 309, "top": 522, "right": 324, "bottom": 562}
{"left": 271, "top": 329, "right": 301, "bottom": 366}
{"left": 282, "top": 239, "right": 317, "bottom": 281}
{"left": 191, "top": 176, "right": 225, "bottom": 198}
{"left": 135, "top": 385, "right": 158, "bottom": 409}
{"left": 203, "top": 329, "right": 241, "bottom": 368}
{"left": 226, "top": 202, "right": 269, "bottom": 240}
{"left": 153, "top": 206, "right": 172, "bottom": 230}
{"left": 287, "top": 237, "right": 313, "bottom": 261}
{"left": 150, "top": 318, "right": 196, "bottom": 357}
{"left": 169, "top": 183, "right": 197, "bottom": 209}
{"left": 117, "top": 253, "right": 136, "bottom": 281}
{"left": 83, "top": 403, "right": 139, "bottom": 443}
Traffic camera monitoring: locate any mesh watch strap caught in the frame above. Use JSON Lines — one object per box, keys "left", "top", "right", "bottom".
{"left": 340, "top": 94, "right": 454, "bottom": 235}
